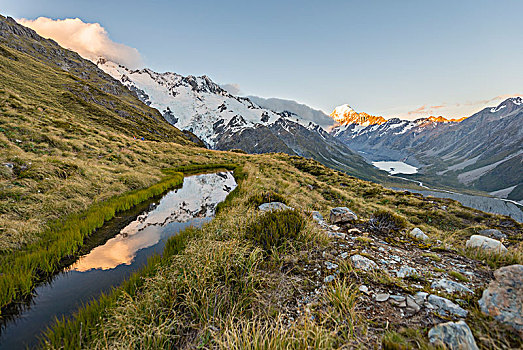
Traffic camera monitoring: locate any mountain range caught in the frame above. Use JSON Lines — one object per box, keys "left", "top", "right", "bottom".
{"left": 96, "top": 60, "right": 388, "bottom": 182}
{"left": 330, "top": 98, "right": 523, "bottom": 202}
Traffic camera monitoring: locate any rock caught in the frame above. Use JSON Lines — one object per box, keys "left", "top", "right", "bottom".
{"left": 324, "top": 275, "right": 335, "bottom": 283}
{"left": 465, "top": 235, "right": 507, "bottom": 253}
{"left": 431, "top": 279, "right": 473, "bottom": 294}
{"left": 406, "top": 295, "right": 421, "bottom": 313}
{"left": 330, "top": 207, "right": 358, "bottom": 224}
{"left": 478, "top": 264, "right": 523, "bottom": 337}
{"left": 350, "top": 254, "right": 378, "bottom": 271}
{"left": 325, "top": 261, "right": 338, "bottom": 270}
{"left": 413, "top": 291, "right": 428, "bottom": 306}
{"left": 347, "top": 228, "right": 362, "bottom": 235}
{"left": 410, "top": 227, "right": 429, "bottom": 241}
{"left": 258, "top": 202, "right": 292, "bottom": 212}
{"left": 340, "top": 252, "right": 348, "bottom": 259}
{"left": 375, "top": 293, "right": 390, "bottom": 302}
{"left": 397, "top": 266, "right": 417, "bottom": 278}
{"left": 478, "top": 229, "right": 507, "bottom": 240}
{"left": 310, "top": 211, "right": 323, "bottom": 223}
{"left": 390, "top": 295, "right": 406, "bottom": 302}
{"left": 428, "top": 321, "right": 479, "bottom": 350}
{"left": 358, "top": 285, "right": 370, "bottom": 295}
{"left": 427, "top": 295, "right": 468, "bottom": 317}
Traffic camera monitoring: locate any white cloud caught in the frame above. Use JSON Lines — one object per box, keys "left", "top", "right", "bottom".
{"left": 219, "top": 83, "right": 242, "bottom": 95}
{"left": 17, "top": 17, "right": 142, "bottom": 69}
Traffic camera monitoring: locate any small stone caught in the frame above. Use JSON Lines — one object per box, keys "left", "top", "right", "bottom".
{"left": 428, "top": 321, "right": 478, "bottom": 350}
{"left": 410, "top": 227, "right": 429, "bottom": 241}
{"left": 325, "top": 261, "right": 338, "bottom": 270}
{"left": 347, "top": 228, "right": 362, "bottom": 234}
{"left": 330, "top": 207, "right": 358, "bottom": 224}
{"left": 465, "top": 235, "right": 507, "bottom": 253}
{"left": 479, "top": 264, "right": 523, "bottom": 337}
{"left": 413, "top": 292, "right": 428, "bottom": 306}
{"left": 329, "top": 225, "right": 340, "bottom": 231}
{"left": 427, "top": 295, "right": 468, "bottom": 317}
{"left": 340, "top": 252, "right": 349, "bottom": 259}
{"left": 350, "top": 254, "right": 379, "bottom": 271}
{"left": 376, "top": 293, "right": 390, "bottom": 302}
{"left": 324, "top": 275, "right": 335, "bottom": 283}
{"left": 310, "top": 211, "right": 323, "bottom": 223}
{"left": 478, "top": 229, "right": 507, "bottom": 240}
{"left": 406, "top": 295, "right": 421, "bottom": 313}
{"left": 390, "top": 295, "right": 406, "bottom": 302}
{"left": 431, "top": 279, "right": 473, "bottom": 294}
{"left": 258, "top": 202, "right": 292, "bottom": 212}
{"left": 397, "top": 266, "right": 417, "bottom": 278}
{"left": 358, "top": 285, "right": 370, "bottom": 295}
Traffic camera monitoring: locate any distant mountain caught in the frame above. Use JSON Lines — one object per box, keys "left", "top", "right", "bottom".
{"left": 98, "top": 60, "right": 387, "bottom": 181}
{"left": 330, "top": 97, "right": 523, "bottom": 201}
{"left": 247, "top": 96, "right": 334, "bottom": 129}
{"left": 330, "top": 104, "right": 386, "bottom": 127}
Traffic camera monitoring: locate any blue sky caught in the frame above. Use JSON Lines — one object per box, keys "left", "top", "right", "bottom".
{"left": 2, "top": 0, "right": 522, "bottom": 118}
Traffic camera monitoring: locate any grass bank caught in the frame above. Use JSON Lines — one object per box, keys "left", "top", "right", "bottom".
{"left": 0, "top": 163, "right": 238, "bottom": 314}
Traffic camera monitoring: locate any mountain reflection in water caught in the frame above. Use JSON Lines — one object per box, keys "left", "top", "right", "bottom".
{"left": 70, "top": 171, "right": 236, "bottom": 272}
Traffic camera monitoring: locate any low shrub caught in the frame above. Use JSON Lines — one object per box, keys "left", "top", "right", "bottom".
{"left": 247, "top": 191, "right": 288, "bottom": 207}
{"left": 366, "top": 209, "right": 408, "bottom": 235}
{"left": 245, "top": 209, "right": 305, "bottom": 252}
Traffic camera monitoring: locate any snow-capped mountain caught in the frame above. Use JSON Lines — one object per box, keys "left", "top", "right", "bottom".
{"left": 97, "top": 59, "right": 387, "bottom": 181}
{"left": 247, "top": 96, "right": 335, "bottom": 129}
{"left": 330, "top": 104, "right": 386, "bottom": 127}
{"left": 331, "top": 98, "right": 523, "bottom": 201}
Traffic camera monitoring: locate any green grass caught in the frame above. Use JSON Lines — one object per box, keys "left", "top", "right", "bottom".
{"left": 0, "top": 163, "right": 241, "bottom": 313}
{"left": 0, "top": 171, "right": 182, "bottom": 311}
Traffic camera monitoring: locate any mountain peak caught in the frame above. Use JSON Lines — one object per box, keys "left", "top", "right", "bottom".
{"left": 330, "top": 104, "right": 386, "bottom": 126}
{"left": 490, "top": 96, "right": 523, "bottom": 113}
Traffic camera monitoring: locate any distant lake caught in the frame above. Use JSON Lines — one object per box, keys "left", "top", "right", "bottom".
{"left": 372, "top": 161, "right": 418, "bottom": 175}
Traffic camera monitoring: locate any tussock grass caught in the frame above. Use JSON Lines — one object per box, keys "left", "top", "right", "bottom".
{"left": 246, "top": 190, "right": 288, "bottom": 207}
{"left": 367, "top": 209, "right": 408, "bottom": 235}
{"left": 245, "top": 209, "right": 305, "bottom": 253}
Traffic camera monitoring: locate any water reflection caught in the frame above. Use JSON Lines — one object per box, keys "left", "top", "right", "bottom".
{"left": 70, "top": 171, "right": 236, "bottom": 272}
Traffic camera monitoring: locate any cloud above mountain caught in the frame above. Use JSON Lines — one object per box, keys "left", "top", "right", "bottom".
{"left": 17, "top": 17, "right": 142, "bottom": 69}
{"left": 219, "top": 83, "right": 242, "bottom": 95}
{"left": 402, "top": 94, "right": 523, "bottom": 119}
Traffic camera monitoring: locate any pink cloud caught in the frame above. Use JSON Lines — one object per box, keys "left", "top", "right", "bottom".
{"left": 17, "top": 17, "right": 142, "bottom": 69}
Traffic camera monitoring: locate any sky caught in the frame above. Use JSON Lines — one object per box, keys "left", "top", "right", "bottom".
{"left": 2, "top": 0, "right": 522, "bottom": 119}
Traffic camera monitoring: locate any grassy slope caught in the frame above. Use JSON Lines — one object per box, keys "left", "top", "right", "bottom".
{"left": 42, "top": 156, "right": 522, "bottom": 349}
{"left": 0, "top": 33, "right": 246, "bottom": 309}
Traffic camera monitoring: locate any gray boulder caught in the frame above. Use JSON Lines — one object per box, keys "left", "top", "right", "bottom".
{"left": 397, "top": 266, "right": 417, "bottom": 278}
{"left": 258, "top": 202, "right": 292, "bottom": 212}
{"left": 330, "top": 207, "right": 358, "bottom": 224}
{"left": 431, "top": 278, "right": 473, "bottom": 294}
{"left": 466, "top": 235, "right": 507, "bottom": 253}
{"left": 478, "top": 229, "right": 506, "bottom": 240}
{"left": 427, "top": 295, "right": 468, "bottom": 317}
{"left": 410, "top": 227, "right": 429, "bottom": 241}
{"left": 350, "top": 254, "right": 378, "bottom": 271}
{"left": 479, "top": 264, "right": 523, "bottom": 338}
{"left": 428, "top": 321, "right": 478, "bottom": 350}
